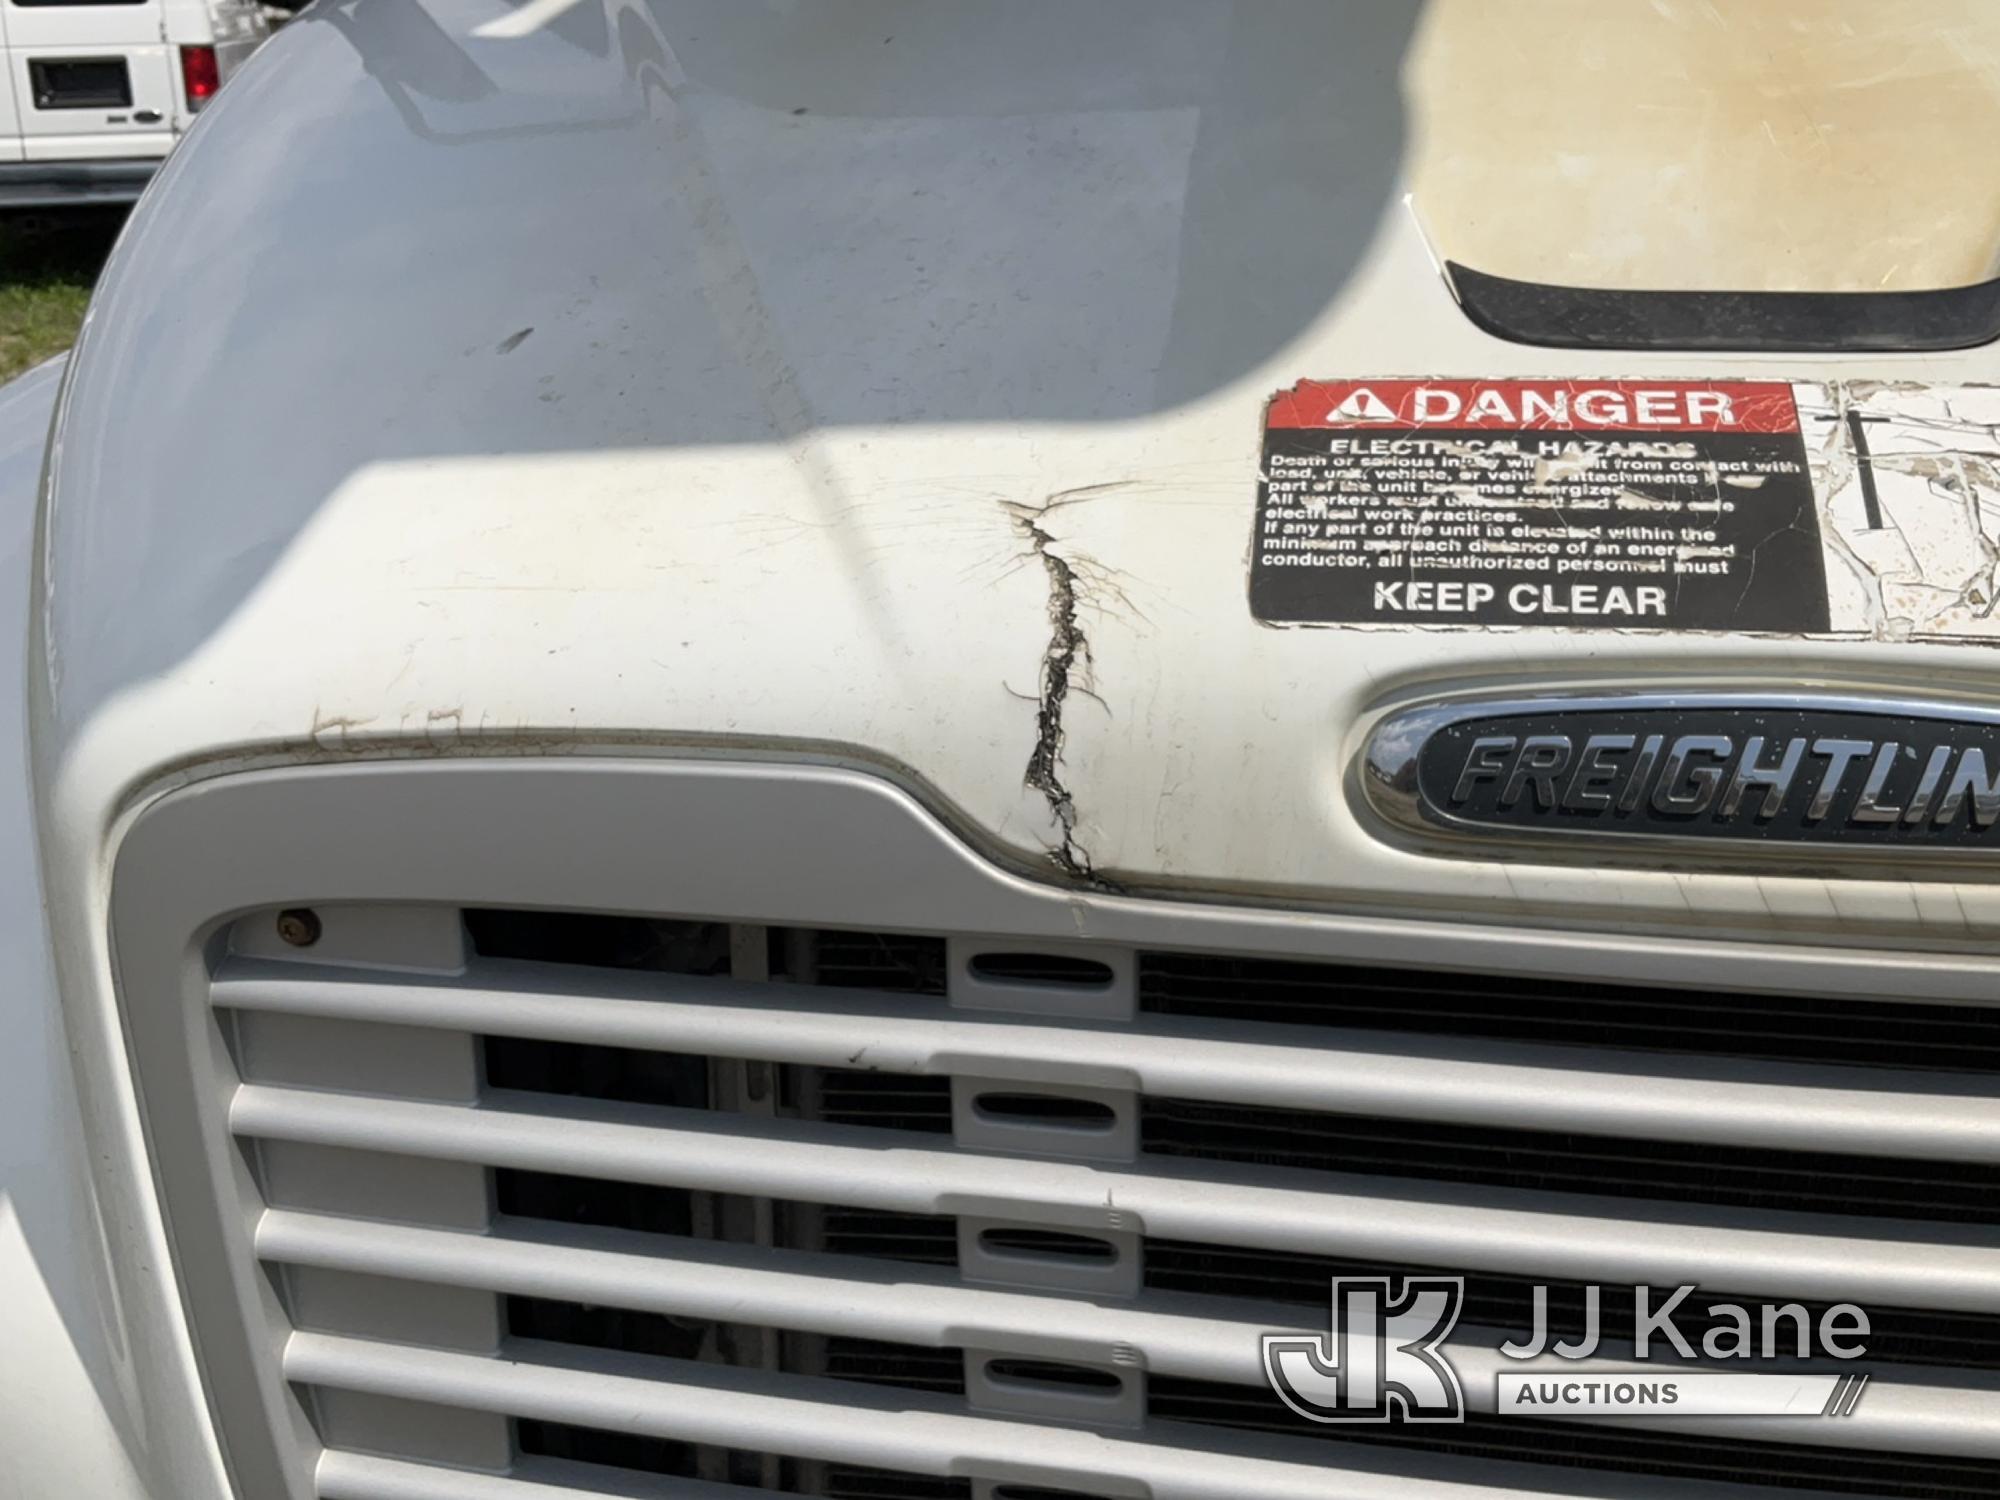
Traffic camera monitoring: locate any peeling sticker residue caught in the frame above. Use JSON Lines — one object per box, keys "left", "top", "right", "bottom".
{"left": 1801, "top": 381, "right": 2000, "bottom": 640}
{"left": 1251, "top": 377, "right": 2000, "bottom": 644}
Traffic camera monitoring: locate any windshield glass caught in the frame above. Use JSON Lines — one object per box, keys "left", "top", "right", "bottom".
{"left": 1409, "top": 0, "right": 2000, "bottom": 291}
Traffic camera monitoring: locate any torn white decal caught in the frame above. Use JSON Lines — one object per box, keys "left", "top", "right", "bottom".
{"left": 1802, "top": 382, "right": 2000, "bottom": 639}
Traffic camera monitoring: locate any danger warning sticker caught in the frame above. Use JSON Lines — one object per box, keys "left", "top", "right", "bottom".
{"left": 1252, "top": 379, "right": 1828, "bottom": 630}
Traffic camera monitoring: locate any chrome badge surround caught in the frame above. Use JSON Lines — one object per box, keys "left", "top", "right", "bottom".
{"left": 1360, "top": 689, "right": 2000, "bottom": 868}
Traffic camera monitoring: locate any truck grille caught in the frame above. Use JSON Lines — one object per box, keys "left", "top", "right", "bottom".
{"left": 174, "top": 898, "right": 2000, "bottom": 1500}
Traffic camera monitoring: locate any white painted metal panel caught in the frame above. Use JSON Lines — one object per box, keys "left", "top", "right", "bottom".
{"left": 10, "top": 42, "right": 174, "bottom": 156}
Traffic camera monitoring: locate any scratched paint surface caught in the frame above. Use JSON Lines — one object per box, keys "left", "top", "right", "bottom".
{"left": 1804, "top": 382, "right": 2000, "bottom": 639}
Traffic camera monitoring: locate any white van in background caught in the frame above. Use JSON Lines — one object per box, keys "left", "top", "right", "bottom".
{"left": 0, "top": 0, "right": 266, "bottom": 207}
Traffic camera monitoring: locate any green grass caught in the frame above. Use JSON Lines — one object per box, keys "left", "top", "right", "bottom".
{"left": 0, "top": 209, "right": 126, "bottom": 382}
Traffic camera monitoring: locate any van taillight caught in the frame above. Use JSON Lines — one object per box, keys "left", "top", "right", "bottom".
{"left": 180, "top": 47, "right": 220, "bottom": 112}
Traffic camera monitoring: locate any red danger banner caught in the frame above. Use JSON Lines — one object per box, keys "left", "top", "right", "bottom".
{"left": 1250, "top": 374, "right": 1827, "bottom": 631}
{"left": 1266, "top": 379, "right": 1800, "bottom": 433}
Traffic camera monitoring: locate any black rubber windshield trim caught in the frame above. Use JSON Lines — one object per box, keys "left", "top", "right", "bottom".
{"left": 1446, "top": 259, "right": 2000, "bottom": 353}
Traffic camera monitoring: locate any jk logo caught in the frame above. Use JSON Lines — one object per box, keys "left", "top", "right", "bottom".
{"left": 1262, "top": 1276, "right": 1467, "bottom": 1423}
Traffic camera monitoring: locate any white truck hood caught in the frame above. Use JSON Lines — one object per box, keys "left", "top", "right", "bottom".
{"left": 32, "top": 0, "right": 2000, "bottom": 946}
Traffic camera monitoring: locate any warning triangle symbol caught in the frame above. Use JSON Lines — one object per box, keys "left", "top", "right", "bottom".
{"left": 1330, "top": 387, "right": 1397, "bottom": 422}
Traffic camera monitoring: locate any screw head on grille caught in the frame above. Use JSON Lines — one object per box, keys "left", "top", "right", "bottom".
{"left": 274, "top": 908, "right": 322, "bottom": 948}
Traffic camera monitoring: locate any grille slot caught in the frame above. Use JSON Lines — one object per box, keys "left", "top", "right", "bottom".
{"left": 985, "top": 1359, "right": 1124, "bottom": 1393}
{"left": 968, "top": 952, "right": 1117, "bottom": 988}
{"left": 507, "top": 1298, "right": 965, "bottom": 1397}
{"left": 464, "top": 911, "right": 737, "bottom": 976}
{"left": 1149, "top": 1376, "right": 2000, "bottom": 1500}
{"left": 813, "top": 1070, "right": 954, "bottom": 1133}
{"left": 816, "top": 1206, "right": 959, "bottom": 1265}
{"left": 825, "top": 1472, "right": 972, "bottom": 1500}
{"left": 973, "top": 1092, "right": 1120, "bottom": 1129}
{"left": 507, "top": 1296, "right": 709, "bottom": 1362}
{"left": 822, "top": 1338, "right": 967, "bottom": 1396}
{"left": 513, "top": 1419, "right": 699, "bottom": 1484}
{"left": 1139, "top": 950, "right": 2000, "bottom": 1073}
{"left": 513, "top": 1421, "right": 969, "bottom": 1500}
{"left": 196, "top": 909, "right": 2000, "bottom": 1498}
{"left": 977, "top": 1228, "right": 1119, "bottom": 1264}
{"left": 485, "top": 1034, "right": 712, "bottom": 1110}
{"left": 1141, "top": 1096, "right": 2000, "bottom": 1224}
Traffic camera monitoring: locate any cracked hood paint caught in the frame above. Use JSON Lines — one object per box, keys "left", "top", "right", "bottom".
{"left": 32, "top": 0, "right": 2000, "bottom": 945}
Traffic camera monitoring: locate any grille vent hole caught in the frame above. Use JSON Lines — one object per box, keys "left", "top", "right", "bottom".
{"left": 1149, "top": 1374, "right": 2000, "bottom": 1499}
{"left": 970, "top": 952, "right": 1115, "bottom": 987}
{"left": 514, "top": 1418, "right": 700, "bottom": 1481}
{"left": 1140, "top": 1095, "right": 2000, "bottom": 1226}
{"left": 513, "top": 1420, "right": 967, "bottom": 1498}
{"left": 977, "top": 1227, "right": 1119, "bottom": 1265}
{"left": 494, "top": 1167, "right": 960, "bottom": 1268}
{"left": 1138, "top": 950, "right": 2000, "bottom": 1074}
{"left": 822, "top": 1469, "right": 972, "bottom": 1500}
{"left": 508, "top": 1294, "right": 966, "bottom": 1399}
{"left": 485, "top": 1035, "right": 710, "bottom": 1110}
{"left": 984, "top": 1358, "right": 1124, "bottom": 1394}
{"left": 463, "top": 912, "right": 950, "bottom": 996}
{"left": 507, "top": 1294, "right": 706, "bottom": 1362}
{"left": 495, "top": 1168, "right": 700, "bottom": 1240}
{"left": 820, "top": 1336, "right": 967, "bottom": 1395}
{"left": 464, "top": 912, "right": 733, "bottom": 974}
{"left": 973, "top": 1092, "right": 1117, "bottom": 1130}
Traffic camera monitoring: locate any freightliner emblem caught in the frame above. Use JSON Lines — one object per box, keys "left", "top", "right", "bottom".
{"left": 1361, "top": 692, "right": 2000, "bottom": 860}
